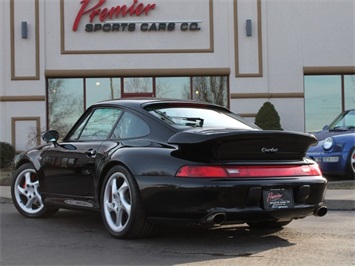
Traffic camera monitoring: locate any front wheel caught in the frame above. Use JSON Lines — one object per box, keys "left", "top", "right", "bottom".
{"left": 247, "top": 220, "right": 292, "bottom": 229}
{"left": 11, "top": 163, "right": 59, "bottom": 218}
{"left": 100, "top": 165, "right": 155, "bottom": 239}
{"left": 346, "top": 148, "right": 355, "bottom": 179}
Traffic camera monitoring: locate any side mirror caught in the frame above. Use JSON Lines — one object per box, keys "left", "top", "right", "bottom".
{"left": 322, "top": 125, "right": 329, "bottom": 130}
{"left": 42, "top": 130, "right": 59, "bottom": 146}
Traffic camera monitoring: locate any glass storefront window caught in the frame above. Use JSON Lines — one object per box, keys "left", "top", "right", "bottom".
{"left": 192, "top": 76, "right": 228, "bottom": 107}
{"left": 344, "top": 75, "right": 355, "bottom": 110}
{"left": 86, "top": 78, "right": 121, "bottom": 107}
{"left": 48, "top": 78, "right": 84, "bottom": 137}
{"left": 47, "top": 75, "right": 229, "bottom": 134}
{"left": 123, "top": 77, "right": 153, "bottom": 94}
{"left": 304, "top": 75, "right": 342, "bottom": 132}
{"left": 156, "top": 77, "right": 190, "bottom": 99}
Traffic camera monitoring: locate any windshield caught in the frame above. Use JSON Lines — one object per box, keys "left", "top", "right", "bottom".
{"left": 146, "top": 105, "right": 258, "bottom": 130}
{"left": 328, "top": 110, "right": 355, "bottom": 130}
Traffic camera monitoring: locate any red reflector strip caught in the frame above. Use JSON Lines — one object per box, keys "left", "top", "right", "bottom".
{"left": 176, "top": 165, "right": 321, "bottom": 178}
{"left": 176, "top": 166, "right": 229, "bottom": 178}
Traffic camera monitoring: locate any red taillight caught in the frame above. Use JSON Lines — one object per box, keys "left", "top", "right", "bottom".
{"left": 176, "top": 166, "right": 229, "bottom": 178}
{"left": 175, "top": 165, "right": 322, "bottom": 178}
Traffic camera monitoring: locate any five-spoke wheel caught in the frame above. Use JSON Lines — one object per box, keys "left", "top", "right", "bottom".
{"left": 101, "top": 166, "right": 154, "bottom": 238}
{"left": 11, "top": 163, "right": 58, "bottom": 218}
{"left": 102, "top": 171, "right": 132, "bottom": 233}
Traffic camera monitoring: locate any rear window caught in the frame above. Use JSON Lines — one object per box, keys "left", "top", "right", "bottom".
{"left": 146, "top": 105, "right": 257, "bottom": 130}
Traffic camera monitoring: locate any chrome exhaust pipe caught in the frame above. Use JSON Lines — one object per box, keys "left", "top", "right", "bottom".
{"left": 202, "top": 212, "right": 226, "bottom": 225}
{"left": 313, "top": 206, "right": 327, "bottom": 217}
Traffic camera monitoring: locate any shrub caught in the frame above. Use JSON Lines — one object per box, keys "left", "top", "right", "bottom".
{"left": 254, "top": 102, "right": 282, "bottom": 130}
{"left": 0, "top": 142, "right": 15, "bottom": 168}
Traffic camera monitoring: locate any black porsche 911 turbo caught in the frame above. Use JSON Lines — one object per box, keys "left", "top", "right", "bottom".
{"left": 11, "top": 98, "right": 327, "bottom": 239}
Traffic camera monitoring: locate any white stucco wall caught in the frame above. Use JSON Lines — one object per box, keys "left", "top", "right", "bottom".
{"left": 230, "top": 0, "right": 354, "bottom": 132}
{"left": 1, "top": 0, "right": 354, "bottom": 149}
{"left": 302, "top": 0, "right": 355, "bottom": 67}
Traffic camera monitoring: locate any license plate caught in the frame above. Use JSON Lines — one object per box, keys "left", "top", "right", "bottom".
{"left": 263, "top": 188, "right": 294, "bottom": 210}
{"left": 323, "top": 156, "right": 339, "bottom": 162}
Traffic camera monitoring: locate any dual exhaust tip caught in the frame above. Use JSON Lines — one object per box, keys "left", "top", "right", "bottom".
{"left": 202, "top": 205, "right": 328, "bottom": 226}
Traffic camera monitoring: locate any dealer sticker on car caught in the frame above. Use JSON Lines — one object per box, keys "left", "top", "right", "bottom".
{"left": 263, "top": 188, "right": 294, "bottom": 209}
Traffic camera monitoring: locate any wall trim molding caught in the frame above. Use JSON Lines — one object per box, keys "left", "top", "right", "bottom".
{"left": 234, "top": 0, "right": 263, "bottom": 77}
{"left": 11, "top": 116, "right": 41, "bottom": 152}
{"left": 231, "top": 92, "right": 304, "bottom": 99}
{"left": 10, "top": 0, "right": 40, "bottom": 80}
{"left": 239, "top": 113, "right": 257, "bottom": 118}
{"left": 45, "top": 68, "right": 231, "bottom": 77}
{"left": 304, "top": 66, "right": 355, "bottom": 75}
{"left": 0, "top": 96, "right": 46, "bottom": 102}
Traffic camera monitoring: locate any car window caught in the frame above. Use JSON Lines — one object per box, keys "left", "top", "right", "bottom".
{"left": 111, "top": 112, "right": 150, "bottom": 139}
{"left": 329, "top": 110, "right": 355, "bottom": 130}
{"left": 70, "top": 108, "right": 122, "bottom": 140}
{"left": 147, "top": 106, "right": 257, "bottom": 129}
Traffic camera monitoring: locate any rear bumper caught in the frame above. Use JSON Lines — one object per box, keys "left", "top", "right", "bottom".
{"left": 136, "top": 175, "right": 327, "bottom": 223}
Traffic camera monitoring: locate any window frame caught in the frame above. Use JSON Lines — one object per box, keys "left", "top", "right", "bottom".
{"left": 304, "top": 73, "right": 355, "bottom": 132}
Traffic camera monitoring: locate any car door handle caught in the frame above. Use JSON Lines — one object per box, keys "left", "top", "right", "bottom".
{"left": 86, "top": 149, "right": 97, "bottom": 157}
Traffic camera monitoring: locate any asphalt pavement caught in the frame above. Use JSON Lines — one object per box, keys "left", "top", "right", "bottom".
{"left": 1, "top": 182, "right": 354, "bottom": 210}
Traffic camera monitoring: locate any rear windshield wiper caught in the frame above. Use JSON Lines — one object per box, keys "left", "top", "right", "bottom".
{"left": 171, "top": 117, "right": 204, "bottom": 127}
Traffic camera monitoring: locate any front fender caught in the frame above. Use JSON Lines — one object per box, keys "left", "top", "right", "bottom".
{"left": 14, "top": 144, "right": 50, "bottom": 172}
{"left": 332, "top": 134, "right": 355, "bottom": 153}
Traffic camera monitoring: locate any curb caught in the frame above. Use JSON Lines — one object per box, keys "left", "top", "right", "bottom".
{"left": 324, "top": 200, "right": 355, "bottom": 211}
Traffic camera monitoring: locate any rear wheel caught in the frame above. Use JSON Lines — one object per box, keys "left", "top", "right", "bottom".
{"left": 11, "top": 163, "right": 59, "bottom": 218}
{"left": 247, "top": 220, "right": 292, "bottom": 229}
{"left": 100, "top": 165, "right": 155, "bottom": 239}
{"left": 346, "top": 148, "right": 355, "bottom": 179}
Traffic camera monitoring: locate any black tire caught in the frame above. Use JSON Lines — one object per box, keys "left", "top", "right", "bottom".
{"left": 11, "top": 163, "right": 59, "bottom": 218}
{"left": 100, "top": 165, "right": 155, "bottom": 239}
{"left": 346, "top": 148, "right": 355, "bottom": 179}
{"left": 247, "top": 220, "right": 292, "bottom": 229}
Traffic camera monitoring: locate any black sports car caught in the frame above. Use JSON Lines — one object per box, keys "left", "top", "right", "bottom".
{"left": 11, "top": 98, "right": 327, "bottom": 239}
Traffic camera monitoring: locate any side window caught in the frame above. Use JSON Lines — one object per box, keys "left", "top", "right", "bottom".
{"left": 112, "top": 112, "right": 150, "bottom": 139}
{"left": 70, "top": 108, "right": 122, "bottom": 140}
{"left": 344, "top": 111, "right": 355, "bottom": 127}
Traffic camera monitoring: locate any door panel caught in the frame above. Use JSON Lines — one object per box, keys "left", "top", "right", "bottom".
{"left": 40, "top": 142, "right": 101, "bottom": 196}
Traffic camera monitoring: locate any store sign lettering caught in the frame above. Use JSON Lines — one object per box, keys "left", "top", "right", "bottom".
{"left": 72, "top": 0, "right": 201, "bottom": 32}
{"left": 84, "top": 22, "right": 201, "bottom": 32}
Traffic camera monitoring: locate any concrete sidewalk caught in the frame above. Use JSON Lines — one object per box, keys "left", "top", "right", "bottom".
{"left": 1, "top": 184, "right": 354, "bottom": 210}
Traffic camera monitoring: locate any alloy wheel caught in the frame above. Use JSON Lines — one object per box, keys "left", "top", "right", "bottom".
{"left": 13, "top": 168, "right": 44, "bottom": 215}
{"left": 103, "top": 172, "right": 132, "bottom": 233}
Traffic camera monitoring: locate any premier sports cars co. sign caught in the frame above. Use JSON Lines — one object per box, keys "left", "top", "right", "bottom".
{"left": 62, "top": 0, "right": 211, "bottom": 53}
{"left": 73, "top": 0, "right": 202, "bottom": 33}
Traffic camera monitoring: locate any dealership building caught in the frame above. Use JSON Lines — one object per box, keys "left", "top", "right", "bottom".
{"left": 1, "top": 0, "right": 354, "bottom": 152}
